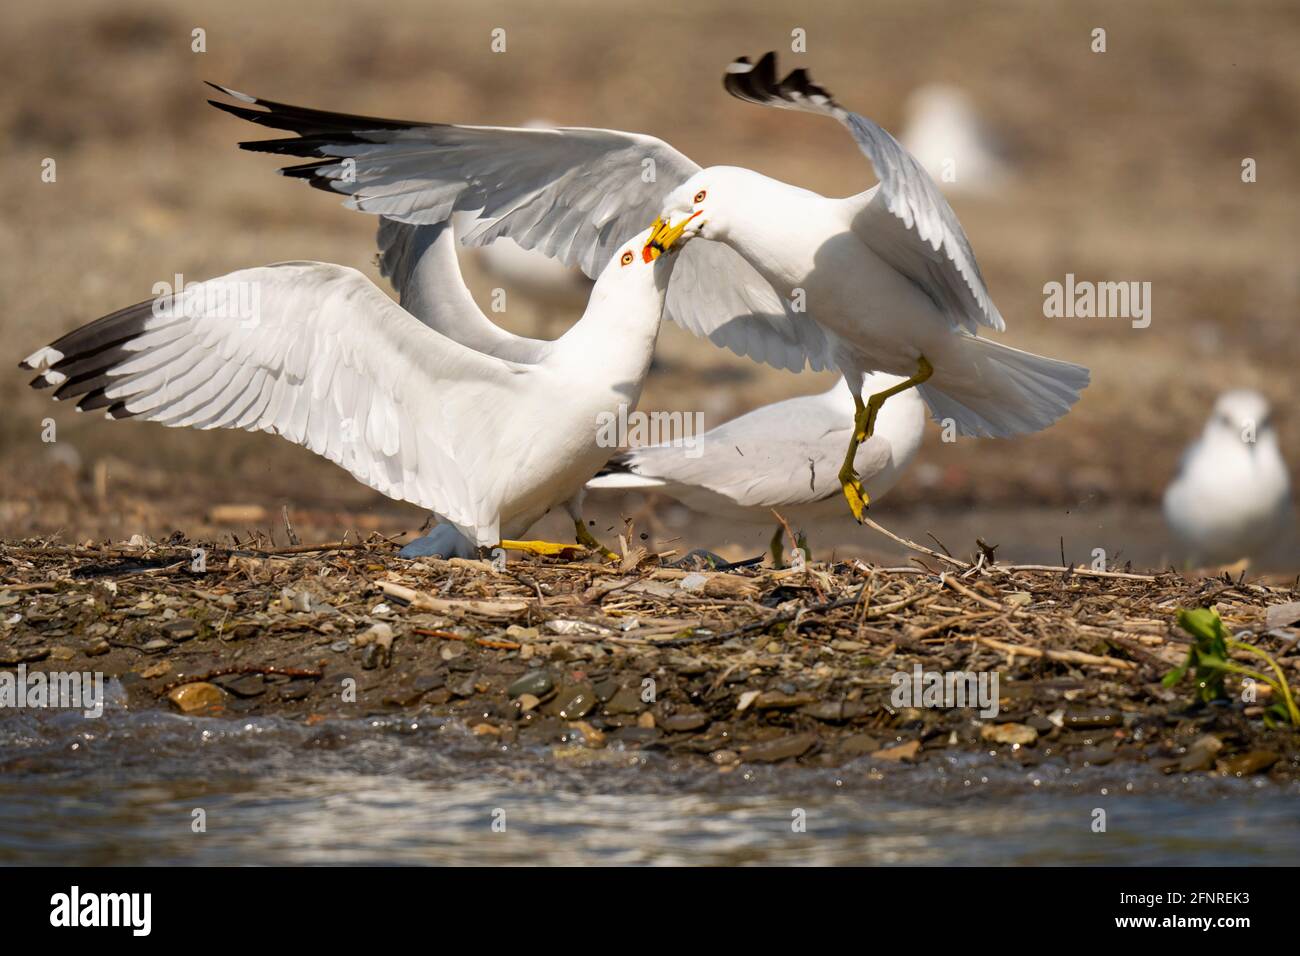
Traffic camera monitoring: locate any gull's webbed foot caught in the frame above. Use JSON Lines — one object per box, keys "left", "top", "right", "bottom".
{"left": 839, "top": 461, "right": 870, "bottom": 523}
{"left": 499, "top": 539, "right": 587, "bottom": 558}
{"left": 399, "top": 524, "right": 478, "bottom": 559}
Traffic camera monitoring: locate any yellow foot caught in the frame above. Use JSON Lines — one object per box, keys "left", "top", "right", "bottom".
{"left": 839, "top": 467, "right": 870, "bottom": 523}
{"left": 498, "top": 539, "right": 587, "bottom": 558}
{"left": 573, "top": 519, "right": 619, "bottom": 561}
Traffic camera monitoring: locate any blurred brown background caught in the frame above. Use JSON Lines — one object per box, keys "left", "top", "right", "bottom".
{"left": 2, "top": 0, "right": 1297, "bottom": 566}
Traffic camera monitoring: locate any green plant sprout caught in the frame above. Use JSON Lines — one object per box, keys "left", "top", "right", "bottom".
{"left": 1164, "top": 607, "right": 1299, "bottom": 728}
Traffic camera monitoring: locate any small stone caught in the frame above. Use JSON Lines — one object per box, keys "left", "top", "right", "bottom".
{"left": 742, "top": 733, "right": 817, "bottom": 764}
{"left": 508, "top": 670, "right": 554, "bottom": 699}
{"left": 602, "top": 685, "right": 645, "bottom": 715}
{"left": 1178, "top": 734, "right": 1223, "bottom": 772}
{"left": 48, "top": 646, "right": 76, "bottom": 661}
{"left": 439, "top": 641, "right": 468, "bottom": 661}
{"left": 548, "top": 683, "right": 596, "bottom": 720}
{"left": 1005, "top": 591, "right": 1032, "bottom": 608}
{"left": 167, "top": 682, "right": 224, "bottom": 714}
{"left": 163, "top": 619, "right": 199, "bottom": 641}
{"left": 981, "top": 722, "right": 1038, "bottom": 746}
{"left": 568, "top": 720, "right": 606, "bottom": 748}
{"left": 710, "top": 749, "right": 739, "bottom": 766}
{"left": 871, "top": 739, "right": 922, "bottom": 763}
{"left": 753, "top": 690, "right": 816, "bottom": 710}
{"left": 637, "top": 711, "right": 656, "bottom": 729}
{"left": 516, "top": 693, "right": 541, "bottom": 713}
{"left": 217, "top": 675, "right": 266, "bottom": 698}
{"left": 140, "top": 661, "right": 172, "bottom": 679}
{"left": 1216, "top": 750, "right": 1278, "bottom": 777}
{"left": 679, "top": 573, "right": 709, "bottom": 592}
{"left": 141, "top": 639, "right": 170, "bottom": 653}
{"left": 735, "top": 690, "right": 761, "bottom": 713}
{"left": 660, "top": 712, "right": 709, "bottom": 733}
{"left": 280, "top": 683, "right": 311, "bottom": 702}
{"left": 84, "top": 640, "right": 110, "bottom": 657}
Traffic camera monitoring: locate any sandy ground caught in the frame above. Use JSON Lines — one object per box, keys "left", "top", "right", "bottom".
{"left": 2, "top": 0, "right": 1299, "bottom": 567}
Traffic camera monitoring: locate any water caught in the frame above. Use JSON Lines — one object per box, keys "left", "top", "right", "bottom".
{"left": 1, "top": 688, "right": 1296, "bottom": 865}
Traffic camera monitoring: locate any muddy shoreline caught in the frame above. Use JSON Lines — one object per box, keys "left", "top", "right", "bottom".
{"left": 2, "top": 534, "right": 1298, "bottom": 782}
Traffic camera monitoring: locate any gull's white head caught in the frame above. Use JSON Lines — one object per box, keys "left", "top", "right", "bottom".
{"left": 1204, "top": 388, "right": 1273, "bottom": 448}
{"left": 643, "top": 167, "right": 762, "bottom": 259}
{"left": 591, "top": 225, "right": 678, "bottom": 304}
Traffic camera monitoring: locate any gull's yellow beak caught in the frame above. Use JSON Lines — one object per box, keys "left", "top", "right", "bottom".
{"left": 641, "top": 211, "right": 702, "bottom": 263}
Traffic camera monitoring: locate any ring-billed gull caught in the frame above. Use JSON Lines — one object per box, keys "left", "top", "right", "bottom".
{"left": 587, "top": 373, "right": 924, "bottom": 566}
{"left": 1163, "top": 389, "right": 1294, "bottom": 566}
{"left": 644, "top": 52, "right": 1088, "bottom": 520}
{"left": 18, "top": 223, "right": 684, "bottom": 555}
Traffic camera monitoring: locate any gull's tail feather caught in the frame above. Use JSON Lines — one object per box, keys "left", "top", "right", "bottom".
{"left": 586, "top": 456, "right": 667, "bottom": 491}
{"left": 919, "top": 337, "right": 1089, "bottom": 438}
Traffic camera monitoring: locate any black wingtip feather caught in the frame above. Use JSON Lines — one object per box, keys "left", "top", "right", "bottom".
{"left": 723, "top": 51, "right": 839, "bottom": 111}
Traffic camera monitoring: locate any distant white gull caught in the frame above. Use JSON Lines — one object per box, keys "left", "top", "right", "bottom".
{"left": 898, "top": 83, "right": 1010, "bottom": 196}
{"left": 1163, "top": 389, "right": 1294, "bottom": 566}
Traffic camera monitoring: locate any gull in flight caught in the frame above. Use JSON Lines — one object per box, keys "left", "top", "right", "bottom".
{"left": 18, "top": 222, "right": 684, "bottom": 557}
{"left": 1163, "top": 389, "right": 1294, "bottom": 567}
{"left": 209, "top": 52, "right": 1086, "bottom": 527}
{"left": 587, "top": 373, "right": 925, "bottom": 566}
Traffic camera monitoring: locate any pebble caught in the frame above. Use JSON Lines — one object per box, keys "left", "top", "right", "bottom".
{"left": 1217, "top": 750, "right": 1278, "bottom": 777}
{"left": 140, "top": 661, "right": 172, "bottom": 679}
{"left": 167, "top": 682, "right": 224, "bottom": 714}
{"left": 516, "top": 693, "right": 541, "bottom": 713}
{"left": 753, "top": 690, "right": 816, "bottom": 710}
{"left": 141, "top": 639, "right": 170, "bottom": 653}
{"left": 871, "top": 739, "right": 922, "bottom": 762}
{"left": 1178, "top": 734, "right": 1223, "bottom": 772}
{"left": 981, "top": 723, "right": 1038, "bottom": 746}
{"left": 548, "top": 683, "right": 596, "bottom": 720}
{"left": 508, "top": 670, "right": 554, "bottom": 699}
{"left": 742, "top": 733, "right": 816, "bottom": 764}
{"left": 163, "top": 619, "right": 199, "bottom": 641}
{"left": 84, "top": 639, "right": 111, "bottom": 657}
{"left": 602, "top": 685, "right": 645, "bottom": 715}
{"left": 48, "top": 646, "right": 76, "bottom": 661}
{"left": 660, "top": 712, "right": 710, "bottom": 733}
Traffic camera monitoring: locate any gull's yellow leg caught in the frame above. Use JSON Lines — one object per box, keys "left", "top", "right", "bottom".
{"left": 573, "top": 519, "right": 619, "bottom": 561}
{"left": 498, "top": 539, "right": 587, "bottom": 558}
{"left": 769, "top": 524, "right": 786, "bottom": 569}
{"left": 839, "top": 391, "right": 871, "bottom": 522}
{"left": 839, "top": 356, "right": 934, "bottom": 522}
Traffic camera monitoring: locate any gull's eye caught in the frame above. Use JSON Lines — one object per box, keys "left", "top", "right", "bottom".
{"left": 620, "top": 250, "right": 634, "bottom": 266}
{"left": 693, "top": 189, "right": 707, "bottom": 204}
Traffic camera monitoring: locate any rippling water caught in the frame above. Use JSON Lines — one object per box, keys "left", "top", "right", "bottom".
{"left": 1, "top": 686, "right": 1296, "bottom": 865}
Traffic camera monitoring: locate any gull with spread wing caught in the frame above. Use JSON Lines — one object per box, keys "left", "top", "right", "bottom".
{"left": 18, "top": 223, "right": 684, "bottom": 557}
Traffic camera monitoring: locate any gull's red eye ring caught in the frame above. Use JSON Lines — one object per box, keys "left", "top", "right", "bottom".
{"left": 620, "top": 250, "right": 634, "bottom": 266}
{"left": 693, "top": 190, "right": 707, "bottom": 204}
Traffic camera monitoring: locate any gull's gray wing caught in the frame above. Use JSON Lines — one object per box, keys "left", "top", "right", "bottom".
{"left": 209, "top": 85, "right": 826, "bottom": 373}
{"left": 375, "top": 217, "right": 552, "bottom": 363}
{"left": 724, "top": 53, "right": 1005, "bottom": 335}
{"left": 612, "top": 383, "right": 888, "bottom": 509}
{"left": 208, "top": 84, "right": 700, "bottom": 280}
